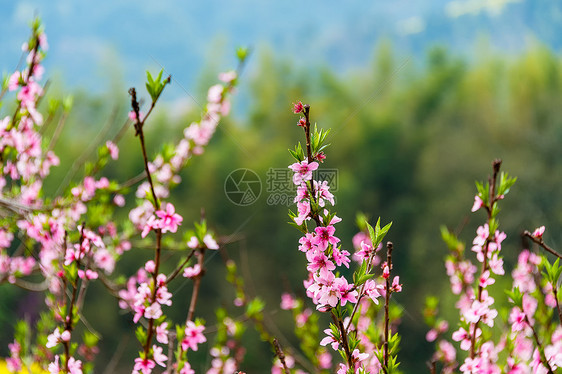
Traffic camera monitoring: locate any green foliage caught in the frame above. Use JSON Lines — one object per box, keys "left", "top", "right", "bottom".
{"left": 288, "top": 142, "right": 305, "bottom": 162}
{"left": 505, "top": 287, "right": 524, "bottom": 308}
{"left": 236, "top": 47, "right": 250, "bottom": 63}
{"left": 245, "top": 297, "right": 265, "bottom": 319}
{"left": 353, "top": 258, "right": 375, "bottom": 286}
{"left": 366, "top": 217, "right": 392, "bottom": 248}
{"left": 135, "top": 326, "right": 147, "bottom": 346}
{"left": 440, "top": 226, "right": 464, "bottom": 254}
{"left": 497, "top": 172, "right": 517, "bottom": 197}
{"left": 145, "top": 69, "right": 167, "bottom": 102}
{"left": 542, "top": 257, "right": 562, "bottom": 285}
{"left": 310, "top": 124, "right": 331, "bottom": 157}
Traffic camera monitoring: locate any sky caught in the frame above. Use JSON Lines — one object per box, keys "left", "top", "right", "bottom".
{"left": 1, "top": 0, "right": 560, "bottom": 97}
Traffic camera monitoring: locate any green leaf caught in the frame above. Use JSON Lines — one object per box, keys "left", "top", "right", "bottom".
{"left": 246, "top": 297, "right": 265, "bottom": 318}
{"left": 366, "top": 217, "right": 392, "bottom": 247}
{"left": 377, "top": 221, "right": 393, "bottom": 243}
{"left": 366, "top": 220, "right": 376, "bottom": 246}
{"left": 440, "top": 226, "right": 463, "bottom": 252}
{"left": 135, "top": 326, "right": 147, "bottom": 345}
{"left": 155, "top": 69, "right": 163, "bottom": 86}
{"left": 542, "top": 258, "right": 562, "bottom": 285}
{"left": 355, "top": 213, "right": 369, "bottom": 232}
{"left": 63, "top": 95, "right": 74, "bottom": 112}
{"left": 175, "top": 324, "right": 185, "bottom": 341}
{"left": 505, "top": 287, "right": 523, "bottom": 308}
{"left": 83, "top": 331, "right": 99, "bottom": 347}
{"left": 236, "top": 46, "right": 249, "bottom": 62}
{"left": 497, "top": 172, "right": 517, "bottom": 197}
{"left": 475, "top": 180, "right": 489, "bottom": 207}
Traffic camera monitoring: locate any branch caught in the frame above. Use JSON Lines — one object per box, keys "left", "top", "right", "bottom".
{"left": 166, "top": 249, "right": 196, "bottom": 283}
{"left": 522, "top": 231, "right": 562, "bottom": 259}
{"left": 525, "top": 315, "right": 555, "bottom": 374}
{"left": 383, "top": 241, "right": 394, "bottom": 373}
{"left": 186, "top": 248, "right": 206, "bottom": 323}
{"left": 273, "top": 338, "right": 290, "bottom": 374}
{"left": 471, "top": 160, "right": 501, "bottom": 359}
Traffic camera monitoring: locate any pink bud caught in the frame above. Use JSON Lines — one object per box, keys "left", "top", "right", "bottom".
{"left": 61, "top": 330, "right": 71, "bottom": 342}
{"left": 145, "top": 260, "right": 156, "bottom": 273}
{"left": 382, "top": 265, "right": 390, "bottom": 279}
{"left": 532, "top": 226, "right": 545, "bottom": 239}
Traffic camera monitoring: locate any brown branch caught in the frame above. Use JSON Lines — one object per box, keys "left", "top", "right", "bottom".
{"left": 302, "top": 105, "right": 318, "bottom": 208}
{"left": 129, "top": 87, "right": 160, "bottom": 211}
{"left": 102, "top": 335, "right": 129, "bottom": 374}
{"left": 12, "top": 278, "right": 49, "bottom": 292}
{"left": 166, "top": 249, "right": 196, "bottom": 283}
{"left": 273, "top": 338, "right": 290, "bottom": 374}
{"left": 186, "top": 248, "right": 206, "bottom": 323}
{"left": 61, "top": 225, "right": 85, "bottom": 373}
{"left": 470, "top": 160, "right": 501, "bottom": 360}
{"left": 8, "top": 33, "right": 41, "bottom": 131}
{"left": 383, "top": 241, "right": 394, "bottom": 373}
{"left": 345, "top": 240, "right": 379, "bottom": 334}
{"left": 522, "top": 231, "right": 562, "bottom": 259}
{"left": 129, "top": 81, "right": 170, "bottom": 360}
{"left": 426, "top": 360, "right": 437, "bottom": 374}
{"left": 143, "top": 229, "right": 162, "bottom": 360}
{"left": 525, "top": 315, "right": 554, "bottom": 374}
{"left": 552, "top": 287, "right": 562, "bottom": 325}
{"left": 331, "top": 311, "right": 353, "bottom": 368}
{"left": 164, "top": 332, "right": 176, "bottom": 374}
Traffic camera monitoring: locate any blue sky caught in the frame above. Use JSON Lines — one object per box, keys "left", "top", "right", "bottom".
{"left": 1, "top": 0, "right": 559, "bottom": 96}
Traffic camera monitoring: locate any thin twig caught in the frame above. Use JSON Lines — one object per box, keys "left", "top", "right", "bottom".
{"left": 186, "top": 249, "right": 206, "bottom": 323}
{"left": 273, "top": 338, "right": 290, "bottom": 374}
{"left": 552, "top": 287, "right": 562, "bottom": 325}
{"left": 383, "top": 241, "right": 394, "bottom": 373}
{"left": 164, "top": 332, "right": 176, "bottom": 374}
{"left": 12, "top": 278, "right": 49, "bottom": 292}
{"left": 470, "top": 159, "right": 501, "bottom": 359}
{"left": 426, "top": 360, "right": 437, "bottom": 374}
{"left": 345, "top": 242, "right": 379, "bottom": 334}
{"left": 102, "top": 335, "right": 130, "bottom": 374}
{"left": 525, "top": 315, "right": 554, "bottom": 374}
{"left": 522, "top": 231, "right": 562, "bottom": 259}
{"left": 166, "top": 250, "right": 196, "bottom": 283}
{"left": 331, "top": 311, "right": 353, "bottom": 368}
{"left": 47, "top": 110, "right": 68, "bottom": 152}
{"left": 129, "top": 79, "right": 170, "bottom": 360}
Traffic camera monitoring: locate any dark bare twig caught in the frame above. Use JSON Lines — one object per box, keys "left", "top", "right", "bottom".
{"left": 166, "top": 250, "right": 197, "bottom": 283}
{"left": 186, "top": 248, "right": 206, "bottom": 323}
{"left": 129, "top": 78, "right": 170, "bottom": 360}
{"left": 426, "top": 360, "right": 437, "bottom": 374}
{"left": 331, "top": 311, "right": 353, "bottom": 369}
{"left": 383, "top": 241, "right": 394, "bottom": 373}
{"left": 273, "top": 338, "right": 290, "bottom": 374}
{"left": 102, "top": 335, "right": 129, "bottom": 374}
{"left": 522, "top": 231, "right": 562, "bottom": 260}
{"left": 525, "top": 315, "right": 555, "bottom": 374}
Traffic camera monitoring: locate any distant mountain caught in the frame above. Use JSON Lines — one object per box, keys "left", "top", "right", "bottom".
{"left": 1, "top": 0, "right": 560, "bottom": 93}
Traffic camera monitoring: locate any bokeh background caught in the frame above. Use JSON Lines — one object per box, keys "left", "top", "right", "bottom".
{"left": 1, "top": 1, "right": 562, "bottom": 372}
